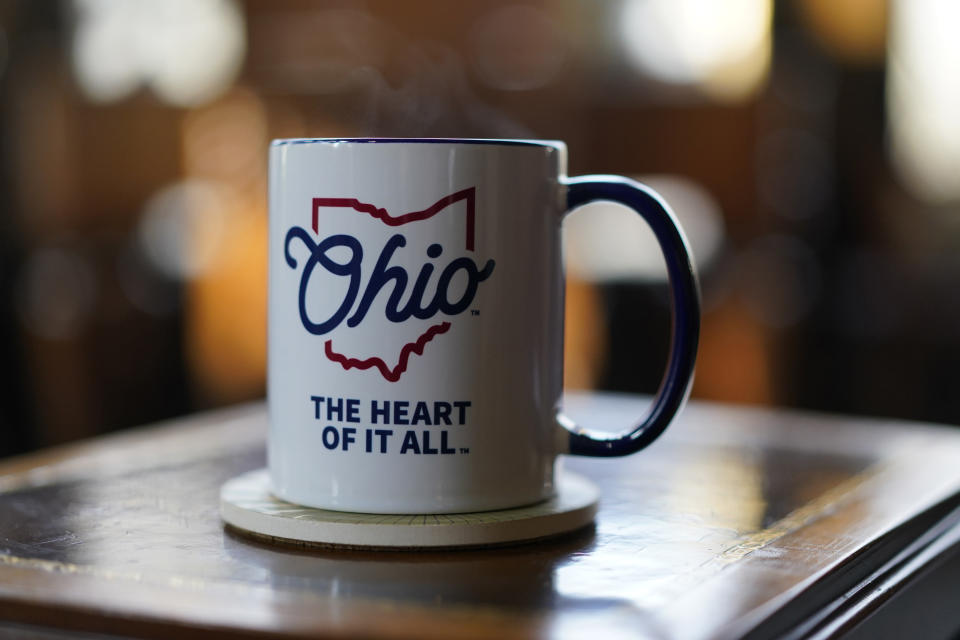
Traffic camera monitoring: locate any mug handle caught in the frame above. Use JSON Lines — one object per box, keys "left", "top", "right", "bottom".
{"left": 558, "top": 175, "right": 701, "bottom": 456}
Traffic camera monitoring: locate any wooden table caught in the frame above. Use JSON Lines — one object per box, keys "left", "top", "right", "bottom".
{"left": 2, "top": 394, "right": 960, "bottom": 639}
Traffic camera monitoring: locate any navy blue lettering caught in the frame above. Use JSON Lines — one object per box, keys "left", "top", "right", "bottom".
{"left": 347, "top": 234, "right": 407, "bottom": 327}
{"left": 375, "top": 429, "right": 392, "bottom": 453}
{"left": 440, "top": 430, "right": 456, "bottom": 454}
{"left": 371, "top": 400, "right": 389, "bottom": 424}
{"left": 284, "top": 229, "right": 362, "bottom": 336}
{"left": 284, "top": 227, "right": 495, "bottom": 336}
{"left": 400, "top": 430, "right": 420, "bottom": 454}
{"left": 434, "top": 402, "right": 452, "bottom": 425}
{"left": 404, "top": 244, "right": 441, "bottom": 319}
{"left": 346, "top": 398, "right": 360, "bottom": 423}
{"left": 322, "top": 426, "right": 339, "bottom": 450}
{"left": 422, "top": 431, "right": 438, "bottom": 455}
{"left": 326, "top": 397, "right": 343, "bottom": 421}
{"left": 411, "top": 402, "right": 432, "bottom": 426}
{"left": 393, "top": 401, "right": 409, "bottom": 425}
{"left": 342, "top": 427, "right": 356, "bottom": 451}
{"left": 453, "top": 401, "right": 471, "bottom": 425}
{"left": 434, "top": 258, "right": 494, "bottom": 315}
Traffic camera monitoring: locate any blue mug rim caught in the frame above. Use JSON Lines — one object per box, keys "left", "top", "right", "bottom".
{"left": 270, "top": 137, "right": 565, "bottom": 151}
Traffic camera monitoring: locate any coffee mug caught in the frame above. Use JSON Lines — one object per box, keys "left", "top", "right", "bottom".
{"left": 268, "top": 138, "right": 699, "bottom": 514}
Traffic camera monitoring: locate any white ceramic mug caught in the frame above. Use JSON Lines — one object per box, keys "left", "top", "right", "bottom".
{"left": 268, "top": 138, "right": 699, "bottom": 514}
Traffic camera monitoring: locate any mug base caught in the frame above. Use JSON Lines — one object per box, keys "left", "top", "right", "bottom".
{"left": 220, "top": 468, "right": 598, "bottom": 550}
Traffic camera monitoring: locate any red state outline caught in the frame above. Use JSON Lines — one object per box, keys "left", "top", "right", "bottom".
{"left": 312, "top": 187, "right": 475, "bottom": 251}
{"left": 324, "top": 322, "right": 451, "bottom": 383}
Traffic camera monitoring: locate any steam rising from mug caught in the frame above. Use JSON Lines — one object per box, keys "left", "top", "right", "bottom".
{"left": 259, "top": 9, "right": 535, "bottom": 138}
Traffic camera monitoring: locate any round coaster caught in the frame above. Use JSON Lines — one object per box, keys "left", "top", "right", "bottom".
{"left": 220, "top": 469, "right": 599, "bottom": 550}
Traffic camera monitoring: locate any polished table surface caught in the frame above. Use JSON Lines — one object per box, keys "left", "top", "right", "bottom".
{"left": 2, "top": 394, "right": 960, "bottom": 639}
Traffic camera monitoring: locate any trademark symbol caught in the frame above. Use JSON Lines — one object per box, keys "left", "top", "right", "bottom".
{"left": 471, "top": 309, "right": 480, "bottom": 316}
{"left": 459, "top": 447, "right": 470, "bottom": 454}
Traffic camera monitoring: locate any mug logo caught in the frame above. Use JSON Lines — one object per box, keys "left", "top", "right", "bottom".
{"left": 284, "top": 187, "right": 495, "bottom": 382}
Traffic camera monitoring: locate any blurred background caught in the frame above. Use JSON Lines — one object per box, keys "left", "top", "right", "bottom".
{"left": 2, "top": 0, "right": 959, "bottom": 457}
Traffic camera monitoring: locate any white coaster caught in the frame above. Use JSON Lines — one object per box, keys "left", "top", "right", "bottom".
{"left": 220, "top": 469, "right": 599, "bottom": 550}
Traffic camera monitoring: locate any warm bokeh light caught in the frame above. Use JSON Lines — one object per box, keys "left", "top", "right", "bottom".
{"left": 563, "top": 276, "right": 607, "bottom": 390}
{"left": 619, "top": 0, "right": 773, "bottom": 101}
{"left": 137, "top": 181, "right": 230, "bottom": 280}
{"left": 563, "top": 176, "right": 724, "bottom": 282}
{"left": 185, "top": 200, "right": 267, "bottom": 403}
{"left": 694, "top": 304, "right": 773, "bottom": 404}
{"left": 888, "top": 0, "right": 960, "bottom": 203}
{"left": 796, "top": 0, "right": 888, "bottom": 65}
{"left": 71, "top": 0, "right": 245, "bottom": 106}
{"left": 179, "top": 91, "right": 270, "bottom": 403}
